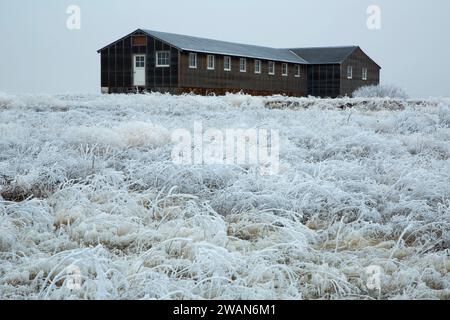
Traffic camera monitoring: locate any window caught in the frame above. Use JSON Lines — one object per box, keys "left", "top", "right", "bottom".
{"left": 207, "top": 55, "right": 215, "bottom": 70}
{"left": 254, "top": 60, "right": 261, "bottom": 74}
{"left": 156, "top": 51, "right": 170, "bottom": 67}
{"left": 224, "top": 56, "right": 231, "bottom": 71}
{"left": 135, "top": 56, "right": 145, "bottom": 68}
{"left": 268, "top": 61, "right": 275, "bottom": 75}
{"left": 295, "top": 65, "right": 301, "bottom": 78}
{"left": 362, "top": 68, "right": 368, "bottom": 80}
{"left": 240, "top": 58, "right": 247, "bottom": 72}
{"left": 282, "top": 63, "right": 288, "bottom": 76}
{"left": 189, "top": 53, "right": 197, "bottom": 68}
{"left": 347, "top": 66, "right": 353, "bottom": 79}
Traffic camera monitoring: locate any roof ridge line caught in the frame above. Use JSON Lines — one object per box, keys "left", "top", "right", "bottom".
{"left": 142, "top": 29, "right": 282, "bottom": 50}
{"left": 288, "top": 45, "right": 358, "bottom": 50}
{"left": 140, "top": 29, "right": 309, "bottom": 64}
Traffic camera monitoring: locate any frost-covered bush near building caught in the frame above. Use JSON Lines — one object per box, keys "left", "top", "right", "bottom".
{"left": 0, "top": 92, "right": 449, "bottom": 300}
{"left": 439, "top": 104, "right": 450, "bottom": 128}
{"left": 353, "top": 84, "right": 409, "bottom": 99}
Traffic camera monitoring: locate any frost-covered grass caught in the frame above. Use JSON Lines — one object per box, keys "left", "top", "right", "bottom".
{"left": 0, "top": 92, "right": 449, "bottom": 300}
{"left": 353, "top": 84, "right": 408, "bottom": 99}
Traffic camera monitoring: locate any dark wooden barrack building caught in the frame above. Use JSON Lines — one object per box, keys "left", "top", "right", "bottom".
{"left": 98, "top": 29, "right": 380, "bottom": 98}
{"left": 290, "top": 46, "right": 381, "bottom": 97}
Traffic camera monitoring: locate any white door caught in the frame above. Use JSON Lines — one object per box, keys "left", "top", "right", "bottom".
{"left": 133, "top": 55, "right": 146, "bottom": 86}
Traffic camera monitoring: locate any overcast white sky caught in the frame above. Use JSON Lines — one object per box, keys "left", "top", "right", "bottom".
{"left": 0, "top": 0, "right": 449, "bottom": 97}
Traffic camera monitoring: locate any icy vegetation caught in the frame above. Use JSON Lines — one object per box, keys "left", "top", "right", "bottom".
{"left": 0, "top": 92, "right": 449, "bottom": 300}
{"left": 353, "top": 84, "right": 408, "bottom": 99}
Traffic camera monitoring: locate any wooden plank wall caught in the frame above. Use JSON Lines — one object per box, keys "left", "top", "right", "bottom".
{"left": 100, "top": 31, "right": 179, "bottom": 93}
{"left": 307, "top": 64, "right": 341, "bottom": 98}
{"left": 178, "top": 52, "right": 308, "bottom": 97}
{"left": 340, "top": 47, "right": 380, "bottom": 97}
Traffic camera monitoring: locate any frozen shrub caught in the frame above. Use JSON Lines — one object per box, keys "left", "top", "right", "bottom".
{"left": 394, "top": 111, "right": 437, "bottom": 134}
{"left": 353, "top": 84, "right": 408, "bottom": 99}
{"left": 438, "top": 104, "right": 450, "bottom": 128}
{"left": 65, "top": 122, "right": 170, "bottom": 149}
{"left": 117, "top": 121, "right": 170, "bottom": 148}
{"left": 0, "top": 92, "right": 13, "bottom": 109}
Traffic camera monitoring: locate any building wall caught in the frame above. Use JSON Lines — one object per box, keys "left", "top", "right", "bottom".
{"left": 100, "top": 36, "right": 134, "bottom": 90}
{"left": 178, "top": 52, "right": 308, "bottom": 96}
{"left": 340, "top": 47, "right": 380, "bottom": 97}
{"left": 100, "top": 31, "right": 179, "bottom": 93}
{"left": 307, "top": 64, "right": 341, "bottom": 98}
{"left": 146, "top": 37, "right": 179, "bottom": 91}
{"left": 99, "top": 32, "right": 379, "bottom": 97}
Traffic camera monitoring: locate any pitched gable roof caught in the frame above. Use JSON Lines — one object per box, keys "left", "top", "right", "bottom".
{"left": 289, "top": 46, "right": 358, "bottom": 64}
{"left": 98, "top": 29, "right": 308, "bottom": 64}
{"left": 142, "top": 29, "right": 308, "bottom": 64}
{"left": 98, "top": 30, "right": 380, "bottom": 68}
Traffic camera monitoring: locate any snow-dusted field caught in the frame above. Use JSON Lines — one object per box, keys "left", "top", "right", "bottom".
{"left": 0, "top": 92, "right": 449, "bottom": 300}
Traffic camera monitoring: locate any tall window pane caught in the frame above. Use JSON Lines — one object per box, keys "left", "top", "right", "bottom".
{"left": 224, "top": 56, "right": 231, "bottom": 71}
{"left": 189, "top": 53, "right": 197, "bottom": 68}
{"left": 240, "top": 58, "right": 246, "bottom": 72}
{"left": 282, "top": 63, "right": 288, "bottom": 76}
{"left": 269, "top": 62, "right": 275, "bottom": 75}
{"left": 347, "top": 66, "right": 353, "bottom": 79}
{"left": 295, "top": 65, "right": 301, "bottom": 77}
{"left": 255, "top": 60, "right": 261, "bottom": 74}
{"left": 207, "top": 55, "right": 215, "bottom": 70}
{"left": 362, "top": 68, "right": 368, "bottom": 80}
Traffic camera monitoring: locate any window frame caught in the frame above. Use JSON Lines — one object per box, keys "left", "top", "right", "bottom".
{"left": 135, "top": 55, "right": 145, "bottom": 68}
{"left": 268, "top": 61, "right": 275, "bottom": 75}
{"left": 347, "top": 66, "right": 353, "bottom": 79}
{"left": 156, "top": 51, "right": 170, "bottom": 68}
{"left": 207, "top": 54, "right": 215, "bottom": 70}
{"left": 189, "top": 53, "right": 198, "bottom": 69}
{"left": 224, "top": 56, "right": 231, "bottom": 71}
{"left": 254, "top": 59, "right": 261, "bottom": 74}
{"left": 282, "top": 63, "right": 288, "bottom": 76}
{"left": 240, "top": 58, "right": 247, "bottom": 73}
{"left": 362, "top": 67, "right": 368, "bottom": 80}
{"left": 295, "top": 65, "right": 301, "bottom": 78}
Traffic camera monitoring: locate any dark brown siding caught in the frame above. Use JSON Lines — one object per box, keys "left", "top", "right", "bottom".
{"left": 99, "top": 31, "right": 179, "bottom": 93}
{"left": 340, "top": 47, "right": 380, "bottom": 97}
{"left": 99, "top": 32, "right": 380, "bottom": 97}
{"left": 178, "top": 52, "right": 307, "bottom": 96}
{"left": 146, "top": 36, "right": 179, "bottom": 90}
{"left": 100, "top": 51, "right": 108, "bottom": 88}
{"left": 307, "top": 64, "right": 341, "bottom": 98}
{"left": 100, "top": 37, "right": 133, "bottom": 91}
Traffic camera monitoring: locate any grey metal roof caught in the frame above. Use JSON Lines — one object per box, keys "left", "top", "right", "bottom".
{"left": 289, "top": 46, "right": 358, "bottom": 64}
{"left": 141, "top": 29, "right": 308, "bottom": 64}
